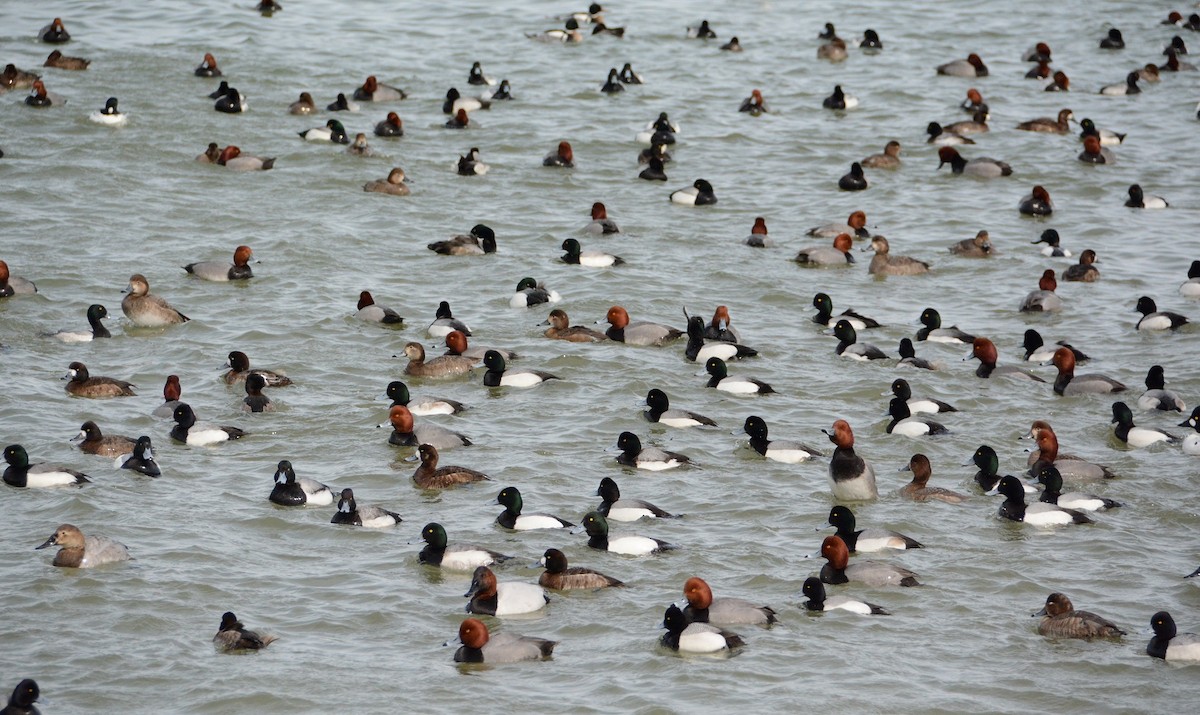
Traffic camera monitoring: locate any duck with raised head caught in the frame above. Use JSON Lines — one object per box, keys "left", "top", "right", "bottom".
{"left": 400, "top": 342, "right": 473, "bottom": 379}
{"left": 826, "top": 505, "right": 922, "bottom": 553}
{"left": 865, "top": 236, "right": 929, "bottom": 275}
{"left": 1025, "top": 421, "right": 1116, "bottom": 482}
{"left": 822, "top": 85, "right": 858, "bottom": 109}
{"left": 1019, "top": 270, "right": 1064, "bottom": 312}
{"left": 184, "top": 245, "right": 253, "bottom": 282}
{"left": 36, "top": 524, "right": 130, "bottom": 568}
{"left": 1050, "top": 347, "right": 1124, "bottom": 395}
{"left": 241, "top": 374, "right": 273, "bottom": 413}
{"left": 682, "top": 577, "right": 776, "bottom": 626}
{"left": 833, "top": 320, "right": 888, "bottom": 360}
{"left": 967, "top": 338, "right": 1045, "bottom": 381}
{"left": 745, "top": 217, "right": 771, "bottom": 247}
{"left": 1147, "top": 612, "right": 1200, "bottom": 661}
{"left": 450, "top": 618, "right": 556, "bottom": 663}
{"left": 1019, "top": 186, "right": 1053, "bottom": 216}
{"left": 1021, "top": 330, "right": 1087, "bottom": 363}
{"left": 538, "top": 549, "right": 624, "bottom": 590}
{"left": 3, "top": 679, "right": 41, "bottom": 714}
{"left": 808, "top": 211, "right": 872, "bottom": 239}
{"left": 889, "top": 378, "right": 956, "bottom": 414}
{"left": 412, "top": 444, "right": 490, "bottom": 489}
{"left": 48, "top": 303, "right": 110, "bottom": 342}
{"left": 614, "top": 432, "right": 691, "bottom": 471}
{"left": 299, "top": 119, "right": 349, "bottom": 144}
{"left": 330, "top": 488, "right": 401, "bottom": 528}
{"left": 643, "top": 389, "right": 714, "bottom": 428}
{"left": 73, "top": 421, "right": 134, "bottom": 458}
{"left": 741, "top": 416, "right": 823, "bottom": 463}
{"left": 1111, "top": 402, "right": 1179, "bottom": 448}
{"left": 916, "top": 307, "right": 974, "bottom": 343}
{"left": 40, "top": 17, "right": 71, "bottom": 43}
{"left": 63, "top": 361, "right": 136, "bottom": 397}
{"left": 3, "top": 445, "right": 89, "bottom": 488}
{"left": 670, "top": 179, "right": 717, "bottom": 206}
{"left": 1135, "top": 296, "right": 1188, "bottom": 331}
{"left": 1138, "top": 365, "right": 1185, "bottom": 411}
{"left": 899, "top": 453, "right": 966, "bottom": 501}
{"left": 603, "top": 306, "right": 680, "bottom": 345}
{"left": 802, "top": 577, "right": 890, "bottom": 615}
{"left": 1063, "top": 250, "right": 1099, "bottom": 281}
{"left": 269, "top": 460, "right": 334, "bottom": 506}
{"left": 510, "top": 277, "right": 560, "bottom": 308}
{"left": 838, "top": 163, "right": 868, "bottom": 192}
{"left": 482, "top": 351, "right": 556, "bottom": 388}
{"left": 819, "top": 535, "right": 920, "bottom": 586}
{"left": 1126, "top": 184, "right": 1168, "bottom": 209}
{"left": 364, "top": 168, "right": 409, "bottom": 195}
{"left": 949, "top": 230, "right": 993, "bottom": 257}
{"left": 1017, "top": 108, "right": 1073, "bottom": 133}
{"left": 1036, "top": 466, "right": 1121, "bottom": 512}
{"left": 23, "top": 80, "right": 63, "bottom": 107}
{"left": 684, "top": 314, "right": 756, "bottom": 362}
{"left": 661, "top": 605, "right": 743, "bottom": 653}
{"left": 796, "top": 233, "right": 855, "bottom": 267}
{"left": 213, "top": 85, "right": 245, "bottom": 113}
{"left": 494, "top": 487, "right": 573, "bottom": 530}
{"left": 213, "top": 612, "right": 276, "bottom": 652}
{"left": 927, "top": 122, "right": 974, "bottom": 145}
{"left": 355, "top": 291, "right": 403, "bottom": 324}
{"left": 824, "top": 420, "right": 877, "bottom": 500}
{"left": 937, "top": 147, "right": 1012, "bottom": 177}
{"left": 586, "top": 202, "right": 620, "bottom": 234}
{"left": 374, "top": 112, "right": 403, "bottom": 136}
{"left": 354, "top": 75, "right": 407, "bottom": 102}
{"left": 117, "top": 436, "right": 160, "bottom": 477}
{"left": 170, "top": 404, "right": 246, "bottom": 446}
{"left": 122, "top": 274, "right": 188, "bottom": 326}
{"left": 596, "top": 477, "right": 675, "bottom": 521}
{"left": 223, "top": 350, "right": 292, "bottom": 387}
{"left": 862, "top": 141, "right": 901, "bottom": 169}
{"left": 386, "top": 405, "right": 471, "bottom": 451}
{"left": 968, "top": 445, "right": 1033, "bottom": 493}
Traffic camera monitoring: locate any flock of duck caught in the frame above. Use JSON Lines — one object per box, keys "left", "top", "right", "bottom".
{"left": 4, "top": 2, "right": 1200, "bottom": 708}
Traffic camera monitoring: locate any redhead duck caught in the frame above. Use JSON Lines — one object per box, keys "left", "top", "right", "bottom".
{"left": 638, "top": 156, "right": 668, "bottom": 181}
{"left": 216, "top": 146, "right": 274, "bottom": 171}
{"left": 818, "top": 37, "right": 848, "bottom": 61}
{"left": 288, "top": 92, "right": 315, "bottom": 114}
{"left": 745, "top": 217, "right": 771, "bottom": 247}
{"left": 171, "top": 404, "right": 246, "bottom": 445}
{"left": 122, "top": 274, "right": 188, "bottom": 326}
{"left": 1044, "top": 71, "right": 1070, "bottom": 91}
{"left": 48, "top": 303, "right": 110, "bottom": 342}
{"left": 643, "top": 389, "right": 714, "bottom": 428}
{"left": 1036, "top": 466, "right": 1120, "bottom": 512}
{"left": 684, "top": 314, "right": 756, "bottom": 362}
{"left": 445, "top": 108, "right": 471, "bottom": 129}
{"left": 1031, "top": 229, "right": 1070, "bottom": 257}
{"left": 899, "top": 453, "right": 966, "bottom": 501}
{"left": 803, "top": 577, "right": 889, "bottom": 615}
{"left": 1100, "top": 29, "right": 1124, "bottom": 49}
{"left": 442, "top": 88, "right": 490, "bottom": 115}
{"left": 0, "top": 261, "right": 35, "bottom": 296}
{"left": 63, "top": 361, "right": 136, "bottom": 397}
{"left": 152, "top": 375, "right": 183, "bottom": 418}
{"left": 741, "top": 415, "right": 822, "bottom": 463}
{"left": 354, "top": 75, "right": 406, "bottom": 102}
{"left": 702, "top": 305, "right": 741, "bottom": 343}
{"left": 826, "top": 505, "right": 922, "bottom": 552}
{"left": 1017, "top": 108, "right": 1073, "bottom": 133}
{"left": 819, "top": 535, "right": 920, "bottom": 586}
{"left": 969, "top": 445, "right": 1034, "bottom": 493}
{"left": 326, "top": 93, "right": 359, "bottom": 112}
{"left": 213, "top": 85, "right": 246, "bottom": 113}
{"left": 1135, "top": 296, "right": 1188, "bottom": 330}
{"left": 37, "top": 524, "right": 130, "bottom": 568}
{"left": 1181, "top": 409, "right": 1200, "bottom": 456}
{"left": 615, "top": 431, "right": 691, "bottom": 471}
{"left": 897, "top": 338, "right": 936, "bottom": 370}
{"left": 544, "top": 141, "right": 575, "bottom": 167}
{"left": 916, "top": 307, "right": 974, "bottom": 343}
{"left": 1126, "top": 184, "right": 1168, "bottom": 209}
{"left": 937, "top": 53, "right": 988, "bottom": 77}
{"left": 88, "top": 97, "right": 127, "bottom": 126}
{"left": 24, "top": 80, "right": 63, "bottom": 107}
{"left": 451, "top": 618, "right": 556, "bottom": 663}
{"left": 687, "top": 19, "right": 717, "bottom": 38}
{"left": 1100, "top": 72, "right": 1140, "bottom": 95}
{"left": 117, "top": 436, "right": 160, "bottom": 477}
{"left": 539, "top": 549, "right": 624, "bottom": 590}
{"left": 865, "top": 236, "right": 930, "bottom": 275}
{"left": 1025, "top": 60, "right": 1051, "bottom": 79}
{"left": 412, "top": 444, "right": 490, "bottom": 489}
{"left": 1180, "top": 260, "right": 1200, "bottom": 297}
{"left": 562, "top": 238, "right": 624, "bottom": 267}
{"left": 838, "top": 162, "right": 868, "bottom": 191}
{"left": 1164, "top": 11, "right": 1185, "bottom": 26}
{"left": 936, "top": 147, "right": 1012, "bottom": 177}
{"left": 704, "top": 357, "right": 774, "bottom": 393}
{"left": 1, "top": 64, "right": 39, "bottom": 91}
{"left": 387, "top": 380, "right": 465, "bottom": 416}
{"left": 331, "top": 488, "right": 401, "bottom": 528}
{"left": 1112, "top": 402, "right": 1179, "bottom": 448}
{"left": 194, "top": 53, "right": 220, "bottom": 77}
{"left": 1147, "top": 612, "right": 1200, "bottom": 661}
{"left": 3, "top": 679, "right": 40, "bottom": 714}
{"left": 374, "top": 112, "right": 404, "bottom": 136}
{"left": 811, "top": 292, "right": 880, "bottom": 329}
{"left": 1019, "top": 269, "right": 1063, "bottom": 312}
{"left": 822, "top": 84, "right": 858, "bottom": 109}
{"left": 832, "top": 320, "right": 888, "bottom": 360}
{"left": 661, "top": 605, "right": 743, "bottom": 653}
{"left": 1162, "top": 50, "right": 1196, "bottom": 71}
{"left": 1019, "top": 186, "right": 1053, "bottom": 216}
{"left": 419, "top": 523, "right": 510, "bottom": 570}
{"left": 386, "top": 405, "right": 471, "bottom": 451}
{"left": 603, "top": 306, "right": 679, "bottom": 345}
{"left": 73, "top": 421, "right": 134, "bottom": 458}
{"left": 184, "top": 245, "right": 253, "bottom": 281}
{"left": 949, "top": 230, "right": 993, "bottom": 257}
{"left": 243, "top": 374, "right": 274, "bottom": 413}
{"left": 738, "top": 89, "right": 768, "bottom": 115}
{"left": 223, "top": 350, "right": 291, "bottom": 387}
{"left": 401, "top": 343, "right": 474, "bottom": 378}
{"left": 858, "top": 29, "right": 883, "bottom": 49}
{"left": 889, "top": 378, "right": 956, "bottom": 414}
{"left": 1023, "top": 42, "right": 1052, "bottom": 62}
{"left": 825, "top": 420, "right": 877, "bottom": 500}
{"left": 541, "top": 309, "right": 607, "bottom": 342}
{"left": 1063, "top": 250, "right": 1099, "bottom": 281}
{"left": 1035, "top": 593, "right": 1125, "bottom": 639}
{"left": 1024, "top": 422, "right": 1116, "bottom": 481}
{"left": 355, "top": 291, "right": 403, "bottom": 324}
{"left": 1139, "top": 365, "right": 1185, "bottom": 411}
{"left": 926, "top": 122, "right": 974, "bottom": 145}
{"left": 428, "top": 301, "right": 471, "bottom": 337}
{"left": 960, "top": 87, "right": 986, "bottom": 113}
{"left": 967, "top": 338, "right": 1045, "bottom": 381}
{"left": 3, "top": 445, "right": 89, "bottom": 488}
{"left": 494, "top": 487, "right": 573, "bottom": 530}
{"left": 40, "top": 18, "right": 71, "bottom": 43}
{"left": 944, "top": 107, "right": 990, "bottom": 134}
{"left": 467, "top": 61, "right": 495, "bottom": 86}
{"left": 1079, "top": 118, "right": 1125, "bottom": 146}
{"left": 482, "top": 351, "right": 556, "bottom": 388}
{"left": 364, "top": 167, "right": 409, "bottom": 195}
{"left": 577, "top": 511, "right": 674, "bottom": 555}
{"left": 269, "top": 460, "right": 334, "bottom": 506}
{"left": 619, "top": 63, "right": 643, "bottom": 84}
{"left": 1050, "top": 348, "right": 1125, "bottom": 395}
{"left": 213, "top": 612, "right": 276, "bottom": 652}
{"left": 586, "top": 202, "right": 620, "bottom": 234}
{"left": 600, "top": 68, "right": 624, "bottom": 93}
{"left": 298, "top": 119, "right": 348, "bottom": 144}
{"left": 682, "top": 577, "right": 776, "bottom": 626}
{"left": 862, "top": 141, "right": 902, "bottom": 169}
{"left": 428, "top": 225, "right": 496, "bottom": 256}
{"left": 995, "top": 475, "right": 1091, "bottom": 525}
{"left": 596, "top": 477, "right": 675, "bottom": 520}
{"left": 887, "top": 399, "right": 949, "bottom": 437}
{"left": 720, "top": 36, "right": 742, "bottom": 51}
{"left": 670, "top": 179, "right": 716, "bottom": 205}
{"left": 1022, "top": 329, "right": 1088, "bottom": 363}
{"left": 510, "top": 278, "right": 560, "bottom": 308}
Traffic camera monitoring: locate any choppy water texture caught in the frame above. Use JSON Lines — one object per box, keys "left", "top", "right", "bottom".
{"left": 2, "top": 0, "right": 1200, "bottom": 712}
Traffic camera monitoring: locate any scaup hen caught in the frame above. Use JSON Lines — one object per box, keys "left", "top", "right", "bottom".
{"left": 538, "top": 549, "right": 625, "bottom": 590}
{"left": 412, "top": 444, "right": 491, "bottom": 489}
{"left": 63, "top": 361, "right": 136, "bottom": 397}
{"left": 1034, "top": 593, "right": 1125, "bottom": 639}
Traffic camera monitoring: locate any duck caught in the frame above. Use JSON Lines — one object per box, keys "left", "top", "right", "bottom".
{"left": 298, "top": 119, "right": 349, "bottom": 144}
{"left": 995, "top": 475, "right": 1091, "bottom": 525}
{"left": 838, "top": 163, "right": 868, "bottom": 191}
{"left": 686, "top": 19, "right": 717, "bottom": 39}
{"left": 889, "top": 378, "right": 956, "bottom": 414}
{"left": 122, "top": 274, "right": 188, "bottom": 326}
{"left": 326, "top": 93, "right": 360, "bottom": 112}
{"left": 701, "top": 305, "right": 742, "bottom": 343}
{"left": 194, "top": 52, "right": 221, "bottom": 77}
{"left": 858, "top": 29, "right": 883, "bottom": 49}
{"left": 540, "top": 309, "right": 607, "bottom": 342}
{"left": 968, "top": 445, "right": 1034, "bottom": 493}
{"left": 944, "top": 107, "right": 990, "bottom": 134}
{"left": 374, "top": 112, "right": 404, "bottom": 137}
{"left": 36, "top": 524, "right": 130, "bottom": 568}
{"left": 1126, "top": 184, "right": 1169, "bottom": 209}
{"left": 1079, "top": 118, "right": 1125, "bottom": 146}
{"left": 822, "top": 85, "right": 859, "bottom": 109}
{"left": 599, "top": 68, "right": 624, "bottom": 93}
{"left": 412, "top": 444, "right": 490, "bottom": 489}
{"left": 577, "top": 511, "right": 674, "bottom": 555}
{"left": 960, "top": 87, "right": 986, "bottom": 112}
{"left": 937, "top": 53, "right": 988, "bottom": 76}
{"left": 1026, "top": 60, "right": 1051, "bottom": 79}
{"left": 1036, "top": 466, "right": 1121, "bottom": 512}
{"left": 1031, "top": 229, "right": 1071, "bottom": 257}
{"left": 614, "top": 432, "right": 691, "bottom": 471}
{"left": 213, "top": 612, "right": 277, "bottom": 652}
{"left": 636, "top": 112, "right": 679, "bottom": 145}
{"left": 819, "top": 536, "right": 920, "bottom": 586}
{"left": 117, "top": 436, "right": 160, "bottom": 477}
{"left": 643, "top": 389, "right": 715, "bottom": 428}
{"left": 288, "top": 92, "right": 315, "bottom": 114}
{"left": 345, "top": 133, "right": 375, "bottom": 157}
{"left": 387, "top": 380, "right": 464, "bottom": 417}
{"left": 3, "top": 445, "right": 89, "bottom": 488}
{"left": 1136, "top": 296, "right": 1188, "bottom": 331}
{"left": 1, "top": 64, "right": 40, "bottom": 91}
{"left": 927, "top": 122, "right": 974, "bottom": 145}
{"left": 817, "top": 38, "right": 848, "bottom": 62}
{"left": 741, "top": 415, "right": 823, "bottom": 463}
{"left": 418, "top": 523, "right": 510, "bottom": 570}
{"left": 1019, "top": 186, "right": 1054, "bottom": 216}
{"left": 1043, "top": 71, "right": 1070, "bottom": 91}
{"left": 428, "top": 224, "right": 496, "bottom": 256}
{"left": 355, "top": 291, "right": 404, "bottom": 324}
{"left": 528, "top": 19, "right": 583, "bottom": 43}
{"left": 1147, "top": 612, "right": 1200, "bottom": 661}
{"left": 48, "top": 303, "right": 110, "bottom": 342}
{"left": 967, "top": 338, "right": 1045, "bottom": 381}
{"left": 618, "top": 63, "right": 643, "bottom": 84}
{"left": 427, "top": 301, "right": 471, "bottom": 337}
{"left": 1050, "top": 348, "right": 1125, "bottom": 395}
{"left": 63, "top": 361, "right": 136, "bottom": 397}
{"left": 216, "top": 146, "right": 274, "bottom": 171}
{"left": 445, "top": 108, "right": 472, "bottom": 128}
{"left": 585, "top": 202, "right": 620, "bottom": 234}
{"left": 223, "top": 351, "right": 292, "bottom": 387}
{"left": 386, "top": 405, "right": 471, "bottom": 451}
{"left": 936, "top": 147, "right": 1012, "bottom": 177}
{"left": 562, "top": 238, "right": 624, "bottom": 267}
{"left": 400, "top": 342, "right": 474, "bottom": 379}
{"left": 802, "top": 577, "right": 890, "bottom": 616}
{"left": 170, "top": 404, "right": 246, "bottom": 446}
{"left": 1139, "top": 366, "right": 1185, "bottom": 411}
{"left": 363, "top": 167, "right": 409, "bottom": 195}
{"left": 494, "top": 487, "right": 573, "bottom": 530}
{"left": 184, "top": 245, "right": 253, "bottom": 281}
{"left": 887, "top": 399, "right": 949, "bottom": 437}
{"left": 861, "top": 141, "right": 902, "bottom": 169}
{"left": 866, "top": 236, "right": 930, "bottom": 275}
{"left": 1112, "top": 401, "right": 1179, "bottom": 448}
{"left": 1179, "top": 261, "right": 1200, "bottom": 297}
{"left": 538, "top": 549, "right": 624, "bottom": 590}
{"left": 152, "top": 375, "right": 183, "bottom": 418}
{"left": 1035, "top": 593, "right": 1125, "bottom": 639}
{"left": 738, "top": 89, "right": 767, "bottom": 115}
{"left": 818, "top": 22, "right": 839, "bottom": 40}
{"left": 1017, "top": 108, "right": 1074, "bottom": 133}
{"left": 1100, "top": 28, "right": 1124, "bottom": 48}
{"left": 442, "top": 87, "right": 491, "bottom": 116}
{"left": 811, "top": 293, "right": 880, "bottom": 329}
{"left": 482, "top": 351, "right": 557, "bottom": 388}
{"left": 808, "top": 210, "right": 872, "bottom": 240}
{"left": 684, "top": 315, "right": 757, "bottom": 362}
{"left": 704, "top": 357, "right": 774, "bottom": 394}
{"left": 1100, "top": 72, "right": 1140, "bottom": 95}
{"left": 824, "top": 420, "right": 877, "bottom": 500}
{"left": 899, "top": 453, "right": 966, "bottom": 502}
{"left": 24, "top": 80, "right": 63, "bottom": 107}
{"left": 451, "top": 618, "right": 556, "bottom": 663}
{"left": 1021, "top": 329, "right": 1087, "bottom": 363}
{"left": 213, "top": 85, "right": 246, "bottom": 113}
{"left": 1162, "top": 50, "right": 1196, "bottom": 71}
{"left": 682, "top": 577, "right": 776, "bottom": 626}
{"left": 949, "top": 230, "right": 994, "bottom": 257}
{"left": 661, "top": 605, "right": 743, "bottom": 653}
{"left": 745, "top": 218, "right": 771, "bottom": 248}
{"left": 0, "top": 261, "right": 36, "bottom": 296}
{"left": 1181, "top": 408, "right": 1200, "bottom": 455}
{"left": 205, "top": 81, "right": 229, "bottom": 100}
{"left": 2, "top": 679, "right": 41, "bottom": 714}
{"left": 1138, "top": 63, "right": 1161, "bottom": 83}
{"left": 73, "top": 421, "right": 134, "bottom": 457}
{"left": 331, "top": 488, "right": 402, "bottom": 528}
{"left": 194, "top": 142, "right": 219, "bottom": 165}
{"left": 269, "top": 460, "right": 334, "bottom": 506}
{"left": 898, "top": 339, "right": 936, "bottom": 370}
{"left": 543, "top": 141, "right": 575, "bottom": 167}
{"left": 826, "top": 505, "right": 921, "bottom": 553}
{"left": 354, "top": 75, "right": 406, "bottom": 102}
{"left": 88, "top": 97, "right": 126, "bottom": 126}
{"left": 603, "top": 306, "right": 680, "bottom": 345}
{"left": 1019, "top": 270, "right": 1064, "bottom": 312}
{"left": 1078, "top": 136, "right": 1116, "bottom": 165}
{"left": 1022, "top": 41, "right": 1052, "bottom": 62}
{"left": 596, "top": 477, "right": 675, "bottom": 521}
{"left": 639, "top": 156, "right": 669, "bottom": 182}
{"left": 242, "top": 374, "right": 274, "bottom": 413}
{"left": 916, "top": 307, "right": 974, "bottom": 343}
{"left": 40, "top": 17, "right": 71, "bottom": 43}
{"left": 510, "top": 278, "right": 560, "bottom": 308}
{"left": 1063, "top": 250, "right": 1100, "bottom": 281}
{"left": 670, "top": 179, "right": 717, "bottom": 206}
{"left": 833, "top": 320, "right": 889, "bottom": 360}
{"left": 1025, "top": 421, "right": 1116, "bottom": 482}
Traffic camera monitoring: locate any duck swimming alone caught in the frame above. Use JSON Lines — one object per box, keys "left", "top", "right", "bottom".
{"left": 184, "top": 245, "right": 253, "bottom": 281}
{"left": 213, "top": 612, "right": 277, "bottom": 652}
{"left": 822, "top": 85, "right": 858, "bottom": 110}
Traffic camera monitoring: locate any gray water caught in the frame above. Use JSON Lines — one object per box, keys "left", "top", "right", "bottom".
{"left": 2, "top": 0, "right": 1199, "bottom": 712}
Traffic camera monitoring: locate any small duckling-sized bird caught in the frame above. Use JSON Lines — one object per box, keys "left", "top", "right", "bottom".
{"left": 1034, "top": 593, "right": 1125, "bottom": 639}
{"left": 538, "top": 549, "right": 625, "bottom": 590}
{"left": 450, "top": 617, "right": 557, "bottom": 663}
{"left": 36, "top": 523, "right": 131, "bottom": 568}
{"left": 213, "top": 612, "right": 277, "bottom": 652}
